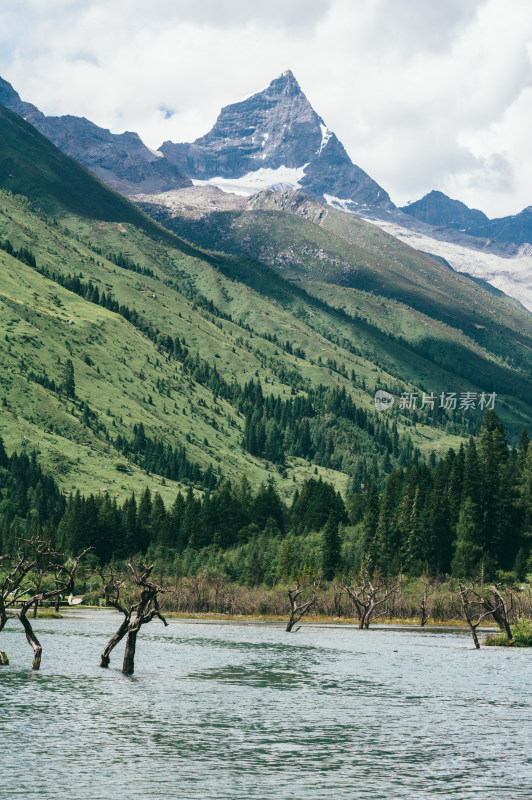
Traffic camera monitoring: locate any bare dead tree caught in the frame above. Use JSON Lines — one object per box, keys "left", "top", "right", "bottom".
{"left": 458, "top": 581, "right": 507, "bottom": 649}
{"left": 98, "top": 565, "right": 132, "bottom": 668}
{"left": 484, "top": 584, "right": 513, "bottom": 641}
{"left": 17, "top": 548, "right": 89, "bottom": 669}
{"left": 420, "top": 574, "right": 433, "bottom": 627}
{"left": 0, "top": 554, "right": 9, "bottom": 661}
{"left": 333, "top": 581, "right": 344, "bottom": 618}
{"left": 100, "top": 562, "right": 168, "bottom": 674}
{"left": 1, "top": 539, "right": 88, "bottom": 668}
{"left": 286, "top": 582, "right": 317, "bottom": 632}
{"left": 1, "top": 545, "right": 47, "bottom": 644}
{"left": 342, "top": 570, "right": 398, "bottom": 629}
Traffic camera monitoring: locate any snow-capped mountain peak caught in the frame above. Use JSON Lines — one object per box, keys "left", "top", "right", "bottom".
{"left": 159, "top": 71, "right": 392, "bottom": 210}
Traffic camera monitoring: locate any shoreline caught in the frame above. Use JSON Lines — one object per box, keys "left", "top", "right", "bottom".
{"left": 59, "top": 606, "right": 498, "bottom": 630}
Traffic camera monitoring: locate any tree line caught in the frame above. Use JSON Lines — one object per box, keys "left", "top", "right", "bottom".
{"left": 1, "top": 411, "right": 531, "bottom": 586}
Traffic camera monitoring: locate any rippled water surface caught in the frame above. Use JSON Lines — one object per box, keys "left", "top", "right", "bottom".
{"left": 1, "top": 611, "right": 531, "bottom": 799}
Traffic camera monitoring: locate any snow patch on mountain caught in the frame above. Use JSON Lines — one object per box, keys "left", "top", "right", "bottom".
{"left": 323, "top": 194, "right": 360, "bottom": 212}
{"left": 318, "top": 124, "right": 332, "bottom": 154}
{"left": 192, "top": 164, "right": 309, "bottom": 196}
{"left": 368, "top": 217, "right": 532, "bottom": 312}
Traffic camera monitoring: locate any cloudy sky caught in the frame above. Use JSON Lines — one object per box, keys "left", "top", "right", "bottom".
{"left": 1, "top": 0, "right": 531, "bottom": 217}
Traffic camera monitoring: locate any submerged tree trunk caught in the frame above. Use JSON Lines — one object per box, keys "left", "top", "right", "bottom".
{"left": 465, "top": 616, "right": 481, "bottom": 649}
{"left": 0, "top": 542, "right": 89, "bottom": 669}
{"left": 286, "top": 583, "right": 317, "bottom": 632}
{"left": 0, "top": 603, "right": 9, "bottom": 664}
{"left": 122, "top": 627, "right": 139, "bottom": 675}
{"left": 487, "top": 586, "right": 513, "bottom": 641}
{"left": 19, "top": 608, "right": 43, "bottom": 669}
{"left": 100, "top": 614, "right": 131, "bottom": 667}
{"left": 343, "top": 572, "right": 398, "bottom": 630}
{"left": 458, "top": 581, "right": 494, "bottom": 649}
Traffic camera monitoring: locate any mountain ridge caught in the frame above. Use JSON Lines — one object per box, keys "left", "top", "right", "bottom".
{"left": 401, "top": 189, "right": 532, "bottom": 246}
{"left": 0, "top": 75, "right": 191, "bottom": 195}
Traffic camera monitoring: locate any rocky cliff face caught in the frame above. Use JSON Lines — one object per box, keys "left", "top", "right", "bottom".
{"left": 160, "top": 70, "right": 392, "bottom": 211}
{"left": 0, "top": 76, "right": 190, "bottom": 195}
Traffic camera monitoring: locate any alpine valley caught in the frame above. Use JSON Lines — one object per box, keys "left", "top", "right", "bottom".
{"left": 1, "top": 70, "right": 532, "bottom": 577}
{"left": 3, "top": 21, "right": 532, "bottom": 800}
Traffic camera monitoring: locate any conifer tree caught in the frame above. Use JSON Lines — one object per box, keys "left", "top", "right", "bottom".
{"left": 0, "top": 434, "right": 7, "bottom": 469}
{"left": 427, "top": 471, "right": 453, "bottom": 574}
{"left": 451, "top": 497, "right": 483, "bottom": 577}
{"left": 375, "top": 468, "right": 404, "bottom": 574}
{"left": 477, "top": 410, "right": 507, "bottom": 556}
{"left": 62, "top": 358, "right": 76, "bottom": 399}
{"left": 279, "top": 534, "right": 298, "bottom": 581}
{"left": 402, "top": 486, "right": 425, "bottom": 575}
{"left": 447, "top": 445, "right": 465, "bottom": 528}
{"left": 122, "top": 493, "right": 138, "bottom": 556}
{"left": 362, "top": 480, "right": 380, "bottom": 569}
{"left": 321, "top": 512, "right": 341, "bottom": 581}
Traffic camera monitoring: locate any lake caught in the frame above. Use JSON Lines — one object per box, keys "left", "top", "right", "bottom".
{"left": 0, "top": 611, "right": 530, "bottom": 799}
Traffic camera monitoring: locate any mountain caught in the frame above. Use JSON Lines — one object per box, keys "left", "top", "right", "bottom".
{"left": 401, "top": 189, "right": 532, "bottom": 247}
{"left": 0, "top": 75, "right": 191, "bottom": 195}
{"left": 159, "top": 70, "right": 392, "bottom": 212}
{"left": 3, "top": 105, "right": 532, "bottom": 503}
{"left": 400, "top": 190, "right": 489, "bottom": 231}
{"left": 473, "top": 206, "right": 532, "bottom": 246}
{"left": 152, "top": 72, "right": 532, "bottom": 306}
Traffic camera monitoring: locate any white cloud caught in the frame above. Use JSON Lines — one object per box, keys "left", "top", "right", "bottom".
{"left": 0, "top": 0, "right": 532, "bottom": 217}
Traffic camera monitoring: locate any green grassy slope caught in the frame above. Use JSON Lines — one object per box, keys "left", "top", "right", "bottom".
{"left": 0, "top": 200, "right": 356, "bottom": 500}
{"left": 153, "top": 190, "right": 532, "bottom": 368}
{"left": 1, "top": 113, "right": 531, "bottom": 501}
{"left": 147, "top": 191, "right": 532, "bottom": 425}
{"left": 0, "top": 104, "right": 183, "bottom": 239}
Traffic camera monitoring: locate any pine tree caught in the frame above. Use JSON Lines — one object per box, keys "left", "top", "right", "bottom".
{"left": 461, "top": 438, "right": 482, "bottom": 540}
{"left": 362, "top": 480, "right": 380, "bottom": 569}
{"left": 402, "top": 486, "right": 425, "bottom": 576}
{"left": 122, "top": 493, "right": 139, "bottom": 555}
{"left": 0, "top": 433, "right": 7, "bottom": 469}
{"left": 321, "top": 512, "right": 341, "bottom": 581}
{"left": 451, "top": 498, "right": 483, "bottom": 577}
{"left": 137, "top": 488, "right": 153, "bottom": 552}
{"left": 427, "top": 471, "right": 453, "bottom": 574}
{"left": 477, "top": 410, "right": 507, "bottom": 556}
{"left": 62, "top": 358, "right": 76, "bottom": 399}
{"left": 375, "top": 468, "right": 404, "bottom": 574}
{"left": 278, "top": 534, "right": 298, "bottom": 581}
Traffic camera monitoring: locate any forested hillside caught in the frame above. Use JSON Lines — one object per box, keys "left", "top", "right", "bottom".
{"left": 1, "top": 410, "right": 530, "bottom": 582}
